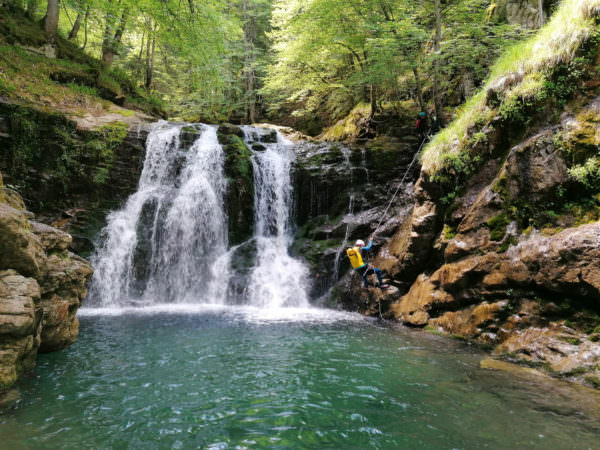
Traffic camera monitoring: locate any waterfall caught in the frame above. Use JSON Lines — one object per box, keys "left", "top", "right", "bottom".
{"left": 89, "top": 122, "right": 309, "bottom": 309}
{"left": 89, "top": 122, "right": 229, "bottom": 306}
{"left": 243, "top": 127, "right": 310, "bottom": 308}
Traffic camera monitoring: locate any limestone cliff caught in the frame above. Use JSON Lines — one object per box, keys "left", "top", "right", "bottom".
{"left": 330, "top": 0, "right": 600, "bottom": 389}
{"left": 0, "top": 173, "right": 92, "bottom": 393}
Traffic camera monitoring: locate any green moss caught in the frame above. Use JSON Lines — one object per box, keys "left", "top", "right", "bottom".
{"left": 498, "top": 236, "right": 518, "bottom": 253}
{"left": 558, "top": 336, "right": 582, "bottom": 345}
{"left": 585, "top": 376, "right": 600, "bottom": 389}
{"left": 0, "top": 103, "right": 130, "bottom": 212}
{"left": 217, "top": 132, "right": 255, "bottom": 245}
{"left": 487, "top": 212, "right": 511, "bottom": 241}
{"left": 425, "top": 325, "right": 446, "bottom": 337}
{"left": 564, "top": 366, "right": 588, "bottom": 376}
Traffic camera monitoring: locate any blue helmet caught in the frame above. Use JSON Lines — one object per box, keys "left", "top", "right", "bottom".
{"left": 419, "top": 112, "right": 426, "bottom": 118}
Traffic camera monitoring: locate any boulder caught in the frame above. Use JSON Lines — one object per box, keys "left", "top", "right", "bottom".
{"left": 30, "top": 221, "right": 72, "bottom": 253}
{"left": 38, "top": 252, "right": 93, "bottom": 353}
{"left": 0, "top": 270, "right": 42, "bottom": 391}
{"left": 495, "top": 324, "right": 600, "bottom": 377}
{"left": 390, "top": 274, "right": 454, "bottom": 325}
{"left": 0, "top": 203, "right": 46, "bottom": 278}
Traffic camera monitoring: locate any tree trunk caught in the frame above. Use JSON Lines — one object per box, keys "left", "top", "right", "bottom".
{"left": 145, "top": 24, "right": 156, "bottom": 90}
{"left": 26, "top": 0, "right": 38, "bottom": 19}
{"left": 432, "top": 0, "right": 443, "bottom": 124}
{"left": 102, "top": 9, "right": 128, "bottom": 66}
{"left": 82, "top": 6, "right": 89, "bottom": 49}
{"left": 101, "top": 8, "right": 116, "bottom": 65}
{"left": 538, "top": 0, "right": 544, "bottom": 27}
{"left": 138, "top": 30, "right": 145, "bottom": 61}
{"left": 369, "top": 84, "right": 377, "bottom": 122}
{"left": 68, "top": 11, "right": 83, "bottom": 40}
{"left": 44, "top": 0, "right": 60, "bottom": 44}
{"left": 242, "top": 0, "right": 257, "bottom": 123}
{"left": 412, "top": 67, "right": 425, "bottom": 111}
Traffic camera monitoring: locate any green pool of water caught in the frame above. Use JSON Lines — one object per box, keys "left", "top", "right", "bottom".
{"left": 2, "top": 306, "right": 599, "bottom": 449}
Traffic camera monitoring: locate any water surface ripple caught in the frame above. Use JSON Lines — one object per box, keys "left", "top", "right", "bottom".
{"left": 2, "top": 309, "right": 599, "bottom": 449}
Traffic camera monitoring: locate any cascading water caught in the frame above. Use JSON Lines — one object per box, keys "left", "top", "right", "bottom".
{"left": 89, "top": 122, "right": 309, "bottom": 309}
{"left": 89, "top": 122, "right": 229, "bottom": 306}
{"left": 243, "top": 127, "right": 310, "bottom": 308}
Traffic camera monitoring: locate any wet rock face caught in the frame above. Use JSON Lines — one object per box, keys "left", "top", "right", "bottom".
{"left": 0, "top": 185, "right": 92, "bottom": 393}
{"left": 294, "top": 137, "right": 420, "bottom": 297}
{"left": 217, "top": 124, "right": 255, "bottom": 246}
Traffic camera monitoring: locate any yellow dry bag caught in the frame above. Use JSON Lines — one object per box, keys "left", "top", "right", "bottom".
{"left": 346, "top": 247, "right": 365, "bottom": 269}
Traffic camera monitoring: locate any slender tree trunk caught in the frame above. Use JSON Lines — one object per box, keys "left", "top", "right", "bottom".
{"left": 412, "top": 67, "right": 425, "bottom": 111}
{"left": 138, "top": 30, "right": 145, "bottom": 61}
{"left": 432, "top": 0, "right": 443, "bottom": 124}
{"left": 81, "top": 6, "right": 89, "bottom": 49}
{"left": 68, "top": 11, "right": 83, "bottom": 40}
{"left": 242, "top": 0, "right": 257, "bottom": 123}
{"left": 145, "top": 23, "right": 156, "bottom": 90}
{"left": 369, "top": 84, "right": 377, "bottom": 122}
{"left": 44, "top": 0, "right": 60, "bottom": 44}
{"left": 538, "top": 0, "right": 544, "bottom": 27}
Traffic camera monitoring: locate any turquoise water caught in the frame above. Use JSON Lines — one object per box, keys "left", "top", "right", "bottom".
{"left": 2, "top": 306, "right": 599, "bottom": 449}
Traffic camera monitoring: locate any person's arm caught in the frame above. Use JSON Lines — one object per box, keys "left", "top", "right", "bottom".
{"left": 362, "top": 240, "right": 373, "bottom": 251}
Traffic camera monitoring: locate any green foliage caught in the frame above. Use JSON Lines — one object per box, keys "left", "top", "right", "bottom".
{"left": 263, "top": 0, "right": 525, "bottom": 131}
{"left": 442, "top": 224, "right": 457, "bottom": 240}
{"left": 65, "top": 82, "right": 98, "bottom": 97}
{"left": 430, "top": 151, "right": 482, "bottom": 205}
{"left": 569, "top": 158, "right": 600, "bottom": 189}
{"left": 423, "top": 0, "right": 600, "bottom": 175}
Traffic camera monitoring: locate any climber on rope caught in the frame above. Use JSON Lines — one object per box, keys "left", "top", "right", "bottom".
{"left": 346, "top": 239, "right": 388, "bottom": 289}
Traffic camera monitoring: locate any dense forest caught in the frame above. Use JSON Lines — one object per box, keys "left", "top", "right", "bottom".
{"left": 1, "top": 0, "right": 546, "bottom": 133}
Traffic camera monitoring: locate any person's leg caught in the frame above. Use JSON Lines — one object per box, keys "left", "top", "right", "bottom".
{"left": 361, "top": 269, "right": 370, "bottom": 287}
{"left": 374, "top": 267, "right": 383, "bottom": 286}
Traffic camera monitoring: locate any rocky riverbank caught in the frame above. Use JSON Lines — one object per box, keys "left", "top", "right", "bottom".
{"left": 0, "top": 173, "right": 92, "bottom": 396}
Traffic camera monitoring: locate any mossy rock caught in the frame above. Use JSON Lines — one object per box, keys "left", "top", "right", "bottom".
{"left": 218, "top": 123, "right": 244, "bottom": 138}
{"left": 217, "top": 131, "right": 254, "bottom": 245}
{"left": 487, "top": 212, "right": 511, "bottom": 241}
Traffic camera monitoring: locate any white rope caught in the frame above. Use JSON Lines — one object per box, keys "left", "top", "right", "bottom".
{"left": 371, "top": 136, "right": 429, "bottom": 238}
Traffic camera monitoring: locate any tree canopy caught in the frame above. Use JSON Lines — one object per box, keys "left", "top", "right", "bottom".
{"left": 4, "top": 0, "right": 536, "bottom": 130}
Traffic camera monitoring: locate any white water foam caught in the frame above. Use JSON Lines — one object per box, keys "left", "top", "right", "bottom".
{"left": 89, "top": 122, "right": 229, "bottom": 306}
{"left": 79, "top": 304, "right": 363, "bottom": 324}
{"left": 243, "top": 127, "right": 311, "bottom": 308}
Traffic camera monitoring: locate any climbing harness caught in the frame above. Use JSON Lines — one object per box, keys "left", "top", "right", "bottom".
{"left": 371, "top": 135, "right": 429, "bottom": 239}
